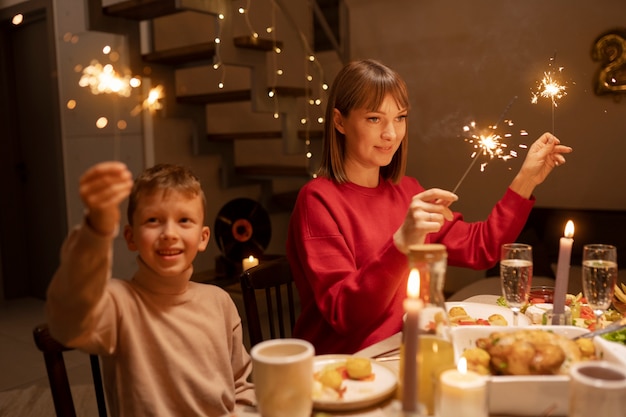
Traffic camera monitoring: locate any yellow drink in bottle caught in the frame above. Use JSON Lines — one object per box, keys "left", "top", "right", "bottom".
{"left": 399, "top": 335, "right": 455, "bottom": 415}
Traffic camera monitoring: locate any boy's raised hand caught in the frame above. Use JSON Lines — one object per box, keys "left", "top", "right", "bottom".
{"left": 79, "top": 162, "right": 134, "bottom": 236}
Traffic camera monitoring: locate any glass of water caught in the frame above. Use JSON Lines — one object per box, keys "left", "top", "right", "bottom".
{"left": 582, "top": 244, "right": 618, "bottom": 329}
{"left": 500, "top": 243, "right": 533, "bottom": 326}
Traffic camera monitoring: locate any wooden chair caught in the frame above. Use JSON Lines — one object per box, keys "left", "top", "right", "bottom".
{"left": 32, "top": 324, "right": 107, "bottom": 417}
{"left": 240, "top": 256, "right": 298, "bottom": 347}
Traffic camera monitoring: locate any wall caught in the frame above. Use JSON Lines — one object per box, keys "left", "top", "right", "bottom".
{"left": 3, "top": 0, "right": 625, "bottom": 293}
{"left": 345, "top": 0, "right": 626, "bottom": 291}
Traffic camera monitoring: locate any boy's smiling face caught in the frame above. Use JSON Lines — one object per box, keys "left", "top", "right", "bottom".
{"left": 124, "top": 189, "right": 210, "bottom": 277}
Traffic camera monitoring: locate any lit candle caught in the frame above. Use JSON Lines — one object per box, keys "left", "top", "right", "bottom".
{"left": 402, "top": 269, "right": 423, "bottom": 413}
{"left": 552, "top": 220, "right": 574, "bottom": 323}
{"left": 242, "top": 255, "right": 259, "bottom": 271}
{"left": 436, "top": 357, "right": 488, "bottom": 417}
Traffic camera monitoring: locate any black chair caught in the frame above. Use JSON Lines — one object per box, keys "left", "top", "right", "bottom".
{"left": 240, "top": 257, "right": 298, "bottom": 347}
{"left": 32, "top": 324, "right": 107, "bottom": 417}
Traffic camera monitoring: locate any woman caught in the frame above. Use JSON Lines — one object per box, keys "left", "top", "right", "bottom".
{"left": 286, "top": 59, "right": 572, "bottom": 354}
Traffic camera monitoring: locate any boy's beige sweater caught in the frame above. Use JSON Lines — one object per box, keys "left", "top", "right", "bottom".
{"left": 46, "top": 223, "right": 256, "bottom": 416}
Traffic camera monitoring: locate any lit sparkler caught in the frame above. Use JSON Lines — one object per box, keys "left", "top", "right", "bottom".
{"left": 531, "top": 54, "right": 567, "bottom": 133}
{"left": 452, "top": 97, "right": 528, "bottom": 194}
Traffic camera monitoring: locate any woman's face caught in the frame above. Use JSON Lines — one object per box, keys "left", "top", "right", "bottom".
{"left": 333, "top": 94, "right": 407, "bottom": 184}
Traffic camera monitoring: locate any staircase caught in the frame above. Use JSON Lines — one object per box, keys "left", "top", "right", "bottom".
{"left": 92, "top": 0, "right": 340, "bottom": 211}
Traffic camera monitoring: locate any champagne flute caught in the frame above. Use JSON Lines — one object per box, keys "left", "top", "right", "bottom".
{"left": 500, "top": 243, "right": 533, "bottom": 326}
{"left": 582, "top": 244, "right": 618, "bottom": 330}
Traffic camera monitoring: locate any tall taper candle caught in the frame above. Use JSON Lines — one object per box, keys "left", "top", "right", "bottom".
{"left": 402, "top": 269, "right": 423, "bottom": 413}
{"left": 552, "top": 220, "right": 574, "bottom": 324}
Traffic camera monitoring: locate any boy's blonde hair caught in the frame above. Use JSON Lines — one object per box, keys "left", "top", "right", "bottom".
{"left": 127, "top": 164, "right": 206, "bottom": 225}
{"left": 317, "top": 59, "right": 410, "bottom": 184}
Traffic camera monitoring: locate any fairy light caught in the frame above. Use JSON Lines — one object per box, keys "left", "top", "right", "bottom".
{"left": 234, "top": 0, "right": 332, "bottom": 172}
{"left": 269, "top": 0, "right": 280, "bottom": 120}
{"left": 212, "top": 13, "right": 226, "bottom": 90}
{"left": 12, "top": 14, "right": 23, "bottom": 25}
{"left": 241, "top": 1, "right": 259, "bottom": 39}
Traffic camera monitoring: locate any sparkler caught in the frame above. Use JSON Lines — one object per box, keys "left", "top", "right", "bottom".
{"left": 531, "top": 54, "right": 567, "bottom": 133}
{"left": 452, "top": 97, "right": 528, "bottom": 194}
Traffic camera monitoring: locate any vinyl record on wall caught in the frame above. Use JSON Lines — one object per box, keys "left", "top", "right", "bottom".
{"left": 214, "top": 198, "right": 271, "bottom": 261}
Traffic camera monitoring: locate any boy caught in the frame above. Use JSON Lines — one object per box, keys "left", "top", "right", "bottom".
{"left": 46, "top": 161, "right": 255, "bottom": 416}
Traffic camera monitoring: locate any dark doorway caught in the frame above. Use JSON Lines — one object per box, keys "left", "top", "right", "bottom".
{"left": 0, "top": 2, "right": 67, "bottom": 300}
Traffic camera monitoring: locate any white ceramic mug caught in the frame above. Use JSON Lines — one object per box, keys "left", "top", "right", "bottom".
{"left": 569, "top": 360, "right": 626, "bottom": 417}
{"left": 251, "top": 338, "right": 315, "bottom": 417}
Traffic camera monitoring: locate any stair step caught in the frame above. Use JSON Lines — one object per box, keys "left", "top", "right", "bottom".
{"left": 143, "top": 42, "right": 216, "bottom": 65}
{"left": 233, "top": 36, "right": 282, "bottom": 52}
{"left": 177, "top": 87, "right": 310, "bottom": 105}
{"left": 234, "top": 165, "right": 311, "bottom": 179}
{"left": 207, "top": 130, "right": 323, "bottom": 142}
{"left": 142, "top": 36, "right": 280, "bottom": 66}
{"left": 103, "top": 0, "right": 205, "bottom": 20}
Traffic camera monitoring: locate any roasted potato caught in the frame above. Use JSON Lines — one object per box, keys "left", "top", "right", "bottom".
{"left": 345, "top": 357, "right": 372, "bottom": 380}
{"left": 488, "top": 313, "right": 508, "bottom": 326}
{"left": 317, "top": 368, "right": 343, "bottom": 390}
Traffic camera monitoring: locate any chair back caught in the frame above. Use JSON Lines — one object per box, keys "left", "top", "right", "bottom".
{"left": 240, "top": 257, "right": 298, "bottom": 347}
{"left": 32, "top": 324, "right": 107, "bottom": 417}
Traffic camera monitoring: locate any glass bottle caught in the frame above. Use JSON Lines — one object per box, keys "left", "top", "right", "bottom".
{"left": 403, "top": 243, "right": 455, "bottom": 416}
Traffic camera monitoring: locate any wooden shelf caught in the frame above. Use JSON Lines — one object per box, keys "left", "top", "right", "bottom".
{"left": 234, "top": 164, "right": 312, "bottom": 179}
{"left": 103, "top": 0, "right": 222, "bottom": 20}
{"left": 233, "top": 36, "right": 282, "bottom": 52}
{"left": 206, "top": 130, "right": 323, "bottom": 142}
{"left": 142, "top": 42, "right": 216, "bottom": 65}
{"left": 103, "top": 0, "right": 184, "bottom": 20}
{"left": 177, "top": 87, "right": 310, "bottom": 105}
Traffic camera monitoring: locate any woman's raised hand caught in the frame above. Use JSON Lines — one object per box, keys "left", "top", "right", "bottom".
{"left": 510, "top": 132, "right": 573, "bottom": 199}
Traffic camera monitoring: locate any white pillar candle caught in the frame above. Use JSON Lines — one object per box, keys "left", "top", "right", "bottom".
{"left": 402, "top": 269, "right": 423, "bottom": 413}
{"left": 242, "top": 255, "right": 259, "bottom": 271}
{"left": 436, "top": 358, "right": 487, "bottom": 417}
{"left": 553, "top": 220, "right": 574, "bottom": 322}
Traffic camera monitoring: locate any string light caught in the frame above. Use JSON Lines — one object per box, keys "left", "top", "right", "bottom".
{"left": 240, "top": 1, "right": 259, "bottom": 39}
{"left": 11, "top": 14, "right": 23, "bottom": 25}
{"left": 209, "top": 1, "right": 331, "bottom": 171}
{"left": 213, "top": 13, "right": 226, "bottom": 89}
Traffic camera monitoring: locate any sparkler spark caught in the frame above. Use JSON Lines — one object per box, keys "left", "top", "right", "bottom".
{"left": 531, "top": 69, "right": 567, "bottom": 107}
{"left": 452, "top": 96, "right": 528, "bottom": 194}
{"left": 531, "top": 54, "right": 568, "bottom": 133}
{"left": 452, "top": 119, "right": 528, "bottom": 194}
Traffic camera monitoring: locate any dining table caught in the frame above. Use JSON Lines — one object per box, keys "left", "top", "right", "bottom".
{"left": 229, "top": 294, "right": 609, "bottom": 417}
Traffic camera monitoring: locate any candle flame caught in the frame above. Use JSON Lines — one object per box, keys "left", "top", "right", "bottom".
{"left": 564, "top": 220, "right": 574, "bottom": 238}
{"left": 407, "top": 269, "right": 420, "bottom": 299}
{"left": 248, "top": 255, "right": 255, "bottom": 262}
{"left": 457, "top": 356, "right": 468, "bottom": 374}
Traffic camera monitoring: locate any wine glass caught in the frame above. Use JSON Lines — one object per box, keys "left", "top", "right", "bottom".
{"left": 500, "top": 243, "right": 533, "bottom": 326}
{"left": 582, "top": 244, "right": 618, "bottom": 329}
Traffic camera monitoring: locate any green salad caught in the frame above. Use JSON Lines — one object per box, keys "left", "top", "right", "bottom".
{"left": 602, "top": 328, "right": 626, "bottom": 345}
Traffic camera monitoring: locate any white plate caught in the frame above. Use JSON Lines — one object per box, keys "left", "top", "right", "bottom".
{"left": 444, "top": 301, "right": 531, "bottom": 326}
{"left": 312, "top": 354, "right": 397, "bottom": 411}
{"left": 595, "top": 336, "right": 626, "bottom": 368}
{"left": 451, "top": 325, "right": 589, "bottom": 416}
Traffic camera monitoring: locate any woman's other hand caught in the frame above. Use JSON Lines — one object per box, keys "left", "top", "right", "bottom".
{"left": 511, "top": 132, "right": 573, "bottom": 198}
{"left": 393, "top": 188, "right": 458, "bottom": 254}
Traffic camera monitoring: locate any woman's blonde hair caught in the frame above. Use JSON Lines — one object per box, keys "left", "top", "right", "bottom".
{"left": 317, "top": 59, "right": 409, "bottom": 184}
